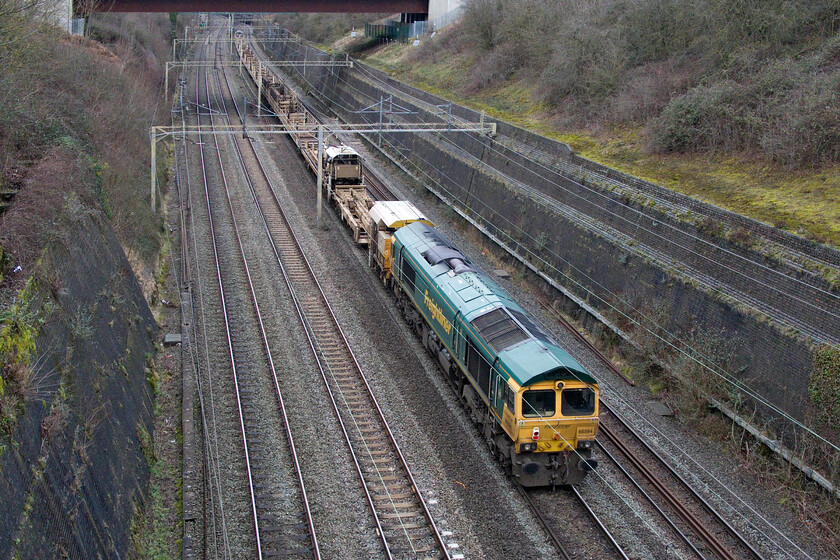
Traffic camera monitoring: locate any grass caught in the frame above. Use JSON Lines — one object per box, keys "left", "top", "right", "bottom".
{"left": 356, "top": 41, "right": 840, "bottom": 249}
{"left": 135, "top": 361, "right": 182, "bottom": 560}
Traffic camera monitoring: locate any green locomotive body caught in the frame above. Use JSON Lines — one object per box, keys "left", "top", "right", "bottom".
{"left": 390, "top": 222, "right": 599, "bottom": 486}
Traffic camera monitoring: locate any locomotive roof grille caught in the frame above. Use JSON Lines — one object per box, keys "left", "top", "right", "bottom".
{"left": 509, "top": 308, "right": 552, "bottom": 344}
{"left": 472, "top": 308, "right": 529, "bottom": 352}
{"left": 421, "top": 227, "right": 454, "bottom": 246}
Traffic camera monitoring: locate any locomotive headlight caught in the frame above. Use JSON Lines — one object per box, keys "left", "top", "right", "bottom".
{"left": 577, "top": 440, "right": 593, "bottom": 450}
{"left": 520, "top": 442, "right": 536, "bottom": 452}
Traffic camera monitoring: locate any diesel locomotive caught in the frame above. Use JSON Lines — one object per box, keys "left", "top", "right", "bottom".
{"left": 381, "top": 221, "right": 599, "bottom": 486}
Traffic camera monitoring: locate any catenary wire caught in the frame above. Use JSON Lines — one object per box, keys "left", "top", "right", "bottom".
{"left": 253, "top": 30, "right": 840, "bottom": 458}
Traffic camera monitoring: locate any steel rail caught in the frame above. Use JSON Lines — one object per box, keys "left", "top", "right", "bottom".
{"left": 217, "top": 26, "right": 403, "bottom": 558}
{"left": 541, "top": 297, "right": 764, "bottom": 559}
{"left": 517, "top": 484, "right": 628, "bottom": 559}
{"left": 538, "top": 300, "right": 636, "bottom": 386}
{"left": 516, "top": 487, "right": 572, "bottom": 560}
{"left": 207, "top": 41, "right": 322, "bottom": 559}
{"left": 270, "top": 27, "right": 840, "bottom": 346}
{"left": 193, "top": 49, "right": 263, "bottom": 560}
{"left": 188, "top": 36, "right": 236, "bottom": 560}
{"left": 362, "top": 167, "right": 396, "bottom": 201}
{"left": 248, "top": 103, "right": 452, "bottom": 560}
{"left": 175, "top": 42, "right": 231, "bottom": 559}
{"left": 248, "top": 110, "right": 446, "bottom": 560}
{"left": 570, "top": 486, "right": 629, "bottom": 560}
{"left": 216, "top": 37, "right": 451, "bottom": 560}
{"left": 596, "top": 430, "right": 710, "bottom": 559}
{"left": 291, "top": 95, "right": 397, "bottom": 202}
{"left": 230, "top": 33, "right": 400, "bottom": 204}
{"left": 600, "top": 402, "right": 763, "bottom": 560}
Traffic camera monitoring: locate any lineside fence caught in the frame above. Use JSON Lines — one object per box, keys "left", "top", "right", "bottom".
{"left": 364, "top": 6, "right": 463, "bottom": 43}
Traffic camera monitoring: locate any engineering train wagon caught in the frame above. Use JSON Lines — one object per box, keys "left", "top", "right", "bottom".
{"left": 384, "top": 221, "right": 599, "bottom": 486}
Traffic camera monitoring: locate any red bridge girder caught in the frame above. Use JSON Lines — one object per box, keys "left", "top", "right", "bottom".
{"left": 88, "top": 0, "right": 429, "bottom": 13}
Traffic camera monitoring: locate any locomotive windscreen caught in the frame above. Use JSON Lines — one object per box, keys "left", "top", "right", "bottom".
{"left": 522, "top": 390, "right": 556, "bottom": 418}
{"left": 561, "top": 388, "right": 596, "bottom": 416}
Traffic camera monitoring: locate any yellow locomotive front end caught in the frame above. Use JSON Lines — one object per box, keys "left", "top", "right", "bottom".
{"left": 503, "top": 378, "right": 599, "bottom": 486}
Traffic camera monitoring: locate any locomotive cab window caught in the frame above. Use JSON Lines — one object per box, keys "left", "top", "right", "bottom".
{"left": 522, "top": 390, "right": 556, "bottom": 418}
{"left": 402, "top": 258, "right": 417, "bottom": 292}
{"left": 561, "top": 388, "right": 596, "bottom": 416}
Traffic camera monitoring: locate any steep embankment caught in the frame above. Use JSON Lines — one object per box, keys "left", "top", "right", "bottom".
{"left": 0, "top": 205, "right": 158, "bottom": 558}
{"left": 0, "top": 12, "right": 180, "bottom": 558}
{"left": 332, "top": 1, "right": 840, "bottom": 248}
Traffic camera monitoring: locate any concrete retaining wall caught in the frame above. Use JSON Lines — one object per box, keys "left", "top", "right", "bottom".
{"left": 267, "top": 38, "right": 822, "bottom": 438}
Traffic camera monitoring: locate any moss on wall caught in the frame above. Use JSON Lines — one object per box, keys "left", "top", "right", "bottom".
{"left": 810, "top": 345, "right": 840, "bottom": 438}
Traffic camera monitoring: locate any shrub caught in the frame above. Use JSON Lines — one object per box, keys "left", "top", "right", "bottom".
{"left": 725, "top": 226, "right": 756, "bottom": 248}
{"left": 649, "top": 82, "right": 732, "bottom": 153}
{"left": 761, "top": 73, "right": 840, "bottom": 167}
{"left": 540, "top": 19, "right": 626, "bottom": 106}
{"left": 609, "top": 58, "right": 696, "bottom": 124}
{"left": 445, "top": 0, "right": 840, "bottom": 168}
{"left": 462, "top": 0, "right": 506, "bottom": 51}
{"left": 695, "top": 215, "right": 724, "bottom": 237}
{"left": 621, "top": 0, "right": 702, "bottom": 65}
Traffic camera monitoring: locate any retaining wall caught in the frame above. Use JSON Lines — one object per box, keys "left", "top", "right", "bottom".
{"left": 265, "top": 37, "right": 829, "bottom": 438}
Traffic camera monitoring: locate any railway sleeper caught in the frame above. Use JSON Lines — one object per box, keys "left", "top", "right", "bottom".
{"left": 379, "top": 501, "right": 419, "bottom": 510}
{"left": 371, "top": 475, "right": 404, "bottom": 482}
{"left": 380, "top": 510, "right": 421, "bottom": 519}
{"left": 372, "top": 492, "right": 414, "bottom": 501}
{"left": 362, "top": 457, "right": 394, "bottom": 465}
{"left": 382, "top": 522, "right": 428, "bottom": 532}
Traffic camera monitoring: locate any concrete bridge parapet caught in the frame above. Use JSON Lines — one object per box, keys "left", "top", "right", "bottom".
{"left": 428, "top": 0, "right": 462, "bottom": 22}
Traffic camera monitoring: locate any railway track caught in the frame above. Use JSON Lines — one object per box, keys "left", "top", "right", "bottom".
{"left": 539, "top": 301, "right": 764, "bottom": 558}
{"left": 241, "top": 27, "right": 768, "bottom": 558}
{"left": 596, "top": 403, "right": 763, "bottom": 560}
{"left": 270, "top": 33, "right": 840, "bottom": 344}
{"left": 207, "top": 23, "right": 784, "bottom": 559}
{"left": 423, "top": 127, "right": 839, "bottom": 345}
{"left": 213, "top": 37, "right": 453, "bottom": 560}
{"left": 290, "top": 89, "right": 398, "bottom": 202}
{"left": 239, "top": 37, "right": 398, "bottom": 203}
{"left": 363, "top": 167, "right": 396, "bottom": 201}
{"left": 186, "top": 35, "right": 320, "bottom": 559}
{"left": 519, "top": 486, "right": 628, "bottom": 560}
